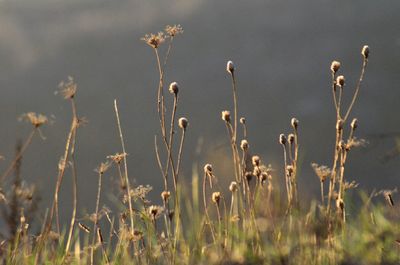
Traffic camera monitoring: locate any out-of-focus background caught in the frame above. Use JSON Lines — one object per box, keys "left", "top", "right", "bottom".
{"left": 0, "top": 0, "right": 399, "bottom": 226}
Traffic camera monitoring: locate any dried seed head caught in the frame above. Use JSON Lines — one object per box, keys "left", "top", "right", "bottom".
{"left": 361, "top": 45, "right": 370, "bottom": 59}
{"left": 288, "top": 134, "right": 295, "bottom": 144}
{"left": 95, "top": 161, "right": 112, "bottom": 175}
{"left": 291, "top": 118, "right": 299, "bottom": 130}
{"left": 148, "top": 205, "right": 163, "bottom": 219}
{"left": 252, "top": 155, "right": 260, "bottom": 167}
{"left": 161, "top": 191, "right": 171, "bottom": 202}
{"left": 311, "top": 163, "right": 331, "bottom": 182}
{"left": 107, "top": 152, "right": 127, "bottom": 164}
{"left": 260, "top": 172, "right": 268, "bottom": 184}
{"left": 204, "top": 163, "right": 213, "bottom": 174}
{"left": 330, "top": 60, "right": 341, "bottom": 73}
{"left": 178, "top": 117, "right": 188, "bottom": 130}
{"left": 226, "top": 60, "right": 234, "bottom": 74}
{"left": 279, "top": 134, "right": 287, "bottom": 145}
{"left": 58, "top": 76, "right": 77, "bottom": 99}
{"left": 212, "top": 192, "right": 221, "bottom": 204}
{"left": 350, "top": 118, "right": 358, "bottom": 130}
{"left": 336, "top": 75, "right": 345, "bottom": 88}
{"left": 221, "top": 110, "right": 231, "bottom": 122}
{"left": 239, "top": 117, "right": 246, "bottom": 124}
{"left": 165, "top": 24, "right": 183, "bottom": 37}
{"left": 169, "top": 82, "right": 179, "bottom": 95}
{"left": 240, "top": 139, "right": 249, "bottom": 150}
{"left": 21, "top": 112, "right": 48, "bottom": 128}
{"left": 336, "top": 119, "right": 344, "bottom": 131}
{"left": 141, "top": 32, "right": 165, "bottom": 49}
{"left": 229, "top": 181, "right": 238, "bottom": 192}
{"left": 245, "top": 172, "right": 253, "bottom": 182}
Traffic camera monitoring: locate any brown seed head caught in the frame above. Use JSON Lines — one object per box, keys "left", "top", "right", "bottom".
{"left": 240, "top": 139, "right": 249, "bottom": 150}
{"left": 288, "top": 133, "right": 295, "bottom": 144}
{"left": 330, "top": 60, "right": 341, "bottom": 73}
{"left": 212, "top": 192, "right": 221, "bottom": 204}
{"left": 252, "top": 155, "right": 260, "bottom": 167}
{"left": 361, "top": 45, "right": 370, "bottom": 59}
{"left": 178, "top": 117, "right": 188, "bottom": 130}
{"left": 141, "top": 32, "right": 165, "bottom": 49}
{"left": 221, "top": 110, "right": 231, "bottom": 122}
{"left": 245, "top": 172, "right": 253, "bottom": 182}
{"left": 350, "top": 118, "right": 358, "bottom": 130}
{"left": 161, "top": 191, "right": 171, "bottom": 202}
{"left": 21, "top": 112, "right": 48, "bottom": 128}
{"left": 291, "top": 118, "right": 299, "bottom": 130}
{"left": 204, "top": 163, "right": 213, "bottom": 174}
{"left": 169, "top": 82, "right": 179, "bottom": 95}
{"left": 226, "top": 60, "right": 234, "bottom": 74}
{"left": 239, "top": 117, "right": 246, "bottom": 124}
{"left": 336, "top": 75, "right": 345, "bottom": 88}
{"left": 229, "top": 181, "right": 238, "bottom": 192}
{"left": 279, "top": 134, "right": 287, "bottom": 145}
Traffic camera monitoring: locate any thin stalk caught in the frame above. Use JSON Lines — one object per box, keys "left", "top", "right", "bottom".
{"left": 114, "top": 100, "right": 134, "bottom": 234}
{"left": 90, "top": 171, "right": 103, "bottom": 265}
{"left": 1, "top": 129, "right": 36, "bottom": 183}
{"left": 343, "top": 59, "right": 368, "bottom": 122}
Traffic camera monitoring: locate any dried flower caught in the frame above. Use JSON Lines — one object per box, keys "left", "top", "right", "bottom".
{"left": 212, "top": 192, "right": 221, "bottom": 204}
{"left": 226, "top": 60, "right": 234, "bottom": 74}
{"left": 148, "top": 205, "right": 163, "bottom": 219}
{"left": 107, "top": 152, "right": 127, "bottom": 164}
{"left": 141, "top": 32, "right": 165, "bottom": 49}
{"left": 21, "top": 112, "right": 48, "bottom": 128}
{"left": 58, "top": 76, "right": 77, "bottom": 99}
{"left": 240, "top": 117, "right": 246, "bottom": 124}
{"left": 336, "top": 75, "right": 345, "bottom": 88}
{"left": 95, "top": 161, "right": 112, "bottom": 175}
{"left": 178, "top": 117, "right": 188, "bottom": 130}
{"left": 165, "top": 24, "right": 183, "bottom": 37}
{"left": 229, "top": 181, "right": 238, "bottom": 192}
{"left": 221, "top": 110, "right": 231, "bottom": 122}
{"left": 331, "top": 60, "right": 341, "bottom": 73}
{"left": 169, "top": 82, "right": 179, "bottom": 95}
{"left": 311, "top": 163, "right": 331, "bottom": 182}
{"left": 361, "top": 45, "right": 370, "bottom": 59}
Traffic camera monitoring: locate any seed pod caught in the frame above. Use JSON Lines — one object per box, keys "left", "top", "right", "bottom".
{"left": 336, "top": 119, "right": 344, "bottom": 131}
{"left": 330, "top": 60, "right": 341, "bottom": 73}
{"left": 291, "top": 118, "right": 299, "bottom": 130}
{"left": 169, "top": 82, "right": 179, "bottom": 95}
{"left": 240, "top": 139, "right": 249, "bottom": 150}
{"left": 361, "top": 45, "right": 370, "bottom": 59}
{"left": 288, "top": 133, "right": 295, "bottom": 144}
{"left": 161, "top": 191, "right": 171, "bottom": 202}
{"left": 226, "top": 60, "right": 235, "bottom": 74}
{"left": 178, "top": 117, "right": 188, "bottom": 130}
{"left": 229, "top": 181, "right": 238, "bottom": 192}
{"left": 336, "top": 75, "right": 345, "bottom": 88}
{"left": 252, "top": 155, "right": 260, "bottom": 167}
{"left": 221, "top": 110, "right": 231, "bottom": 122}
{"left": 279, "top": 134, "right": 287, "bottom": 145}
{"left": 204, "top": 164, "right": 213, "bottom": 174}
{"left": 239, "top": 117, "right": 246, "bottom": 124}
{"left": 212, "top": 192, "right": 221, "bottom": 204}
{"left": 350, "top": 118, "right": 358, "bottom": 130}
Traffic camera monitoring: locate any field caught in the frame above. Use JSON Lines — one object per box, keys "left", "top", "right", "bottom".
{"left": 0, "top": 25, "right": 399, "bottom": 265}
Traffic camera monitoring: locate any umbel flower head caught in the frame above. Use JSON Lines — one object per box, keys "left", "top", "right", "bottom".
{"left": 141, "top": 32, "right": 165, "bottom": 49}
{"left": 165, "top": 24, "right": 183, "bottom": 37}
{"left": 20, "top": 112, "right": 48, "bottom": 128}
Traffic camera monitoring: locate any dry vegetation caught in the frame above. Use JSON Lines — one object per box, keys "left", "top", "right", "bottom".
{"left": 0, "top": 25, "right": 399, "bottom": 265}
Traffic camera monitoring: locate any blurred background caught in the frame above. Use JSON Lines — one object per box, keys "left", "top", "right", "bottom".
{"left": 0, "top": 0, "right": 399, "bottom": 228}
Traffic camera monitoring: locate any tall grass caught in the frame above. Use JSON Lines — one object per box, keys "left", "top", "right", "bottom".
{"left": 0, "top": 25, "right": 399, "bottom": 265}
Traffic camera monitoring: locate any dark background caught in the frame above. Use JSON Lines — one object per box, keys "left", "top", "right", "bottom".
{"left": 0, "top": 0, "right": 399, "bottom": 227}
